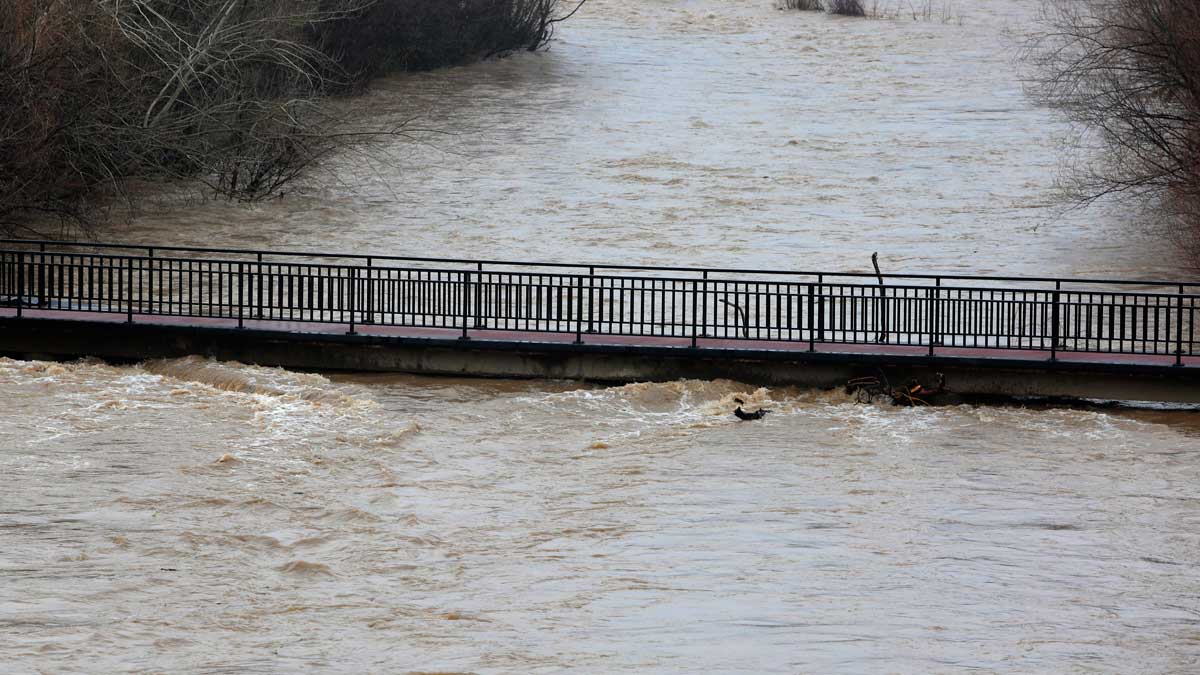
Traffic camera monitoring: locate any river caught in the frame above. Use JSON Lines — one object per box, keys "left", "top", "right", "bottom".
{"left": 4, "top": 1, "right": 1200, "bottom": 673}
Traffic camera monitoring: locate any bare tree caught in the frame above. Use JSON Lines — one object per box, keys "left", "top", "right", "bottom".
{"left": 0, "top": 1, "right": 114, "bottom": 232}
{"left": 0, "top": 0, "right": 376, "bottom": 232}
{"left": 104, "top": 0, "right": 379, "bottom": 200}
{"left": 1028, "top": 0, "right": 1200, "bottom": 230}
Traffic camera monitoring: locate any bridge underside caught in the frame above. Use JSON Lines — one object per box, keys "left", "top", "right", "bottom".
{"left": 2, "top": 310, "right": 1198, "bottom": 404}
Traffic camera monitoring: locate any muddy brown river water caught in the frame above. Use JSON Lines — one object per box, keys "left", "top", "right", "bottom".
{"left": 4, "top": 1, "right": 1200, "bottom": 673}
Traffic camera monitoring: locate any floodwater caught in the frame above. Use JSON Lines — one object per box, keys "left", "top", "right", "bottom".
{"left": 5, "top": 1, "right": 1200, "bottom": 673}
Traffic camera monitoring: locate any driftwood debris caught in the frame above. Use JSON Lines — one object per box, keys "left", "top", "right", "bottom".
{"left": 845, "top": 372, "right": 947, "bottom": 406}
{"left": 733, "top": 397, "right": 771, "bottom": 420}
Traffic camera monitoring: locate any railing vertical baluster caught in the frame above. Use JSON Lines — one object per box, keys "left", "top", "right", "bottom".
{"left": 1050, "top": 281, "right": 1061, "bottom": 361}
{"left": 689, "top": 276, "right": 699, "bottom": 348}
{"left": 1190, "top": 288, "right": 1196, "bottom": 358}
{"left": 461, "top": 270, "right": 471, "bottom": 340}
{"left": 471, "top": 262, "right": 481, "bottom": 329}
{"left": 817, "top": 274, "right": 825, "bottom": 345}
{"left": 927, "top": 285, "right": 936, "bottom": 356}
{"left": 587, "top": 266, "right": 595, "bottom": 335}
{"left": 347, "top": 266, "right": 357, "bottom": 335}
{"left": 775, "top": 282, "right": 783, "bottom": 342}
{"left": 146, "top": 248, "right": 155, "bottom": 316}
{"left": 575, "top": 274, "right": 584, "bottom": 344}
{"left": 1177, "top": 285, "right": 1185, "bottom": 366}
{"left": 126, "top": 257, "right": 134, "bottom": 323}
{"left": 186, "top": 259, "right": 192, "bottom": 318}
{"left": 238, "top": 262, "right": 245, "bottom": 329}
{"left": 366, "top": 257, "right": 374, "bottom": 324}
{"left": 16, "top": 251, "right": 24, "bottom": 318}
{"left": 807, "top": 283, "right": 815, "bottom": 352}
{"left": 37, "top": 242, "right": 45, "bottom": 307}
{"left": 255, "top": 252, "right": 264, "bottom": 319}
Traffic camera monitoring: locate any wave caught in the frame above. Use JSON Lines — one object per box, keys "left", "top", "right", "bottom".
{"left": 277, "top": 560, "right": 335, "bottom": 577}
{"left": 139, "top": 356, "right": 349, "bottom": 404}
{"left": 521, "top": 379, "right": 821, "bottom": 438}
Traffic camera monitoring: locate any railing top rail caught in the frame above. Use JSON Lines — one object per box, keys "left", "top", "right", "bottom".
{"left": 6, "top": 245, "right": 1199, "bottom": 297}
{"left": 9, "top": 241, "right": 1200, "bottom": 294}
{"left": 3, "top": 238, "right": 1198, "bottom": 289}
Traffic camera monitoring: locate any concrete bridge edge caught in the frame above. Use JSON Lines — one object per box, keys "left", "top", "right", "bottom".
{"left": 2, "top": 318, "right": 1198, "bottom": 404}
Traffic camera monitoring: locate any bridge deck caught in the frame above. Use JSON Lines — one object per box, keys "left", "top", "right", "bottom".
{"left": 5, "top": 307, "right": 1195, "bottom": 370}
{"left": 5, "top": 241, "right": 1198, "bottom": 400}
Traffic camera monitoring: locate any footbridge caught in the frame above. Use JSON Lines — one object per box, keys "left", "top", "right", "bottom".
{"left": 2, "top": 240, "right": 1198, "bottom": 403}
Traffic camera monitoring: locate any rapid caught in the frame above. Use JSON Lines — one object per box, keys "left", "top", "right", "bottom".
{"left": 4, "top": 1, "right": 1200, "bottom": 673}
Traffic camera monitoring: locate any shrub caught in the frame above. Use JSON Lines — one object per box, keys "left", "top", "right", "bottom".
{"left": 783, "top": 0, "right": 957, "bottom": 21}
{"left": 827, "top": 0, "right": 865, "bottom": 16}
{"left": 312, "top": 0, "right": 567, "bottom": 81}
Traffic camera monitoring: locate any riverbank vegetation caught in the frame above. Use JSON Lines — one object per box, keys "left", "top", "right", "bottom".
{"left": 782, "top": 0, "right": 956, "bottom": 21}
{"left": 782, "top": 0, "right": 864, "bottom": 14}
{"left": 312, "top": 0, "right": 571, "bottom": 82}
{"left": 0, "top": 0, "right": 577, "bottom": 235}
{"left": 1029, "top": 0, "right": 1200, "bottom": 251}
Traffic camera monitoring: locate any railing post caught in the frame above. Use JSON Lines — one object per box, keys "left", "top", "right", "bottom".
{"left": 237, "top": 262, "right": 245, "bottom": 329}
{"left": 934, "top": 277, "right": 941, "bottom": 350}
{"left": 126, "top": 257, "right": 134, "bottom": 323}
{"left": 1177, "top": 285, "right": 1185, "bottom": 367}
{"left": 475, "top": 262, "right": 484, "bottom": 328}
{"left": 16, "top": 250, "right": 23, "bottom": 318}
{"left": 347, "top": 266, "right": 356, "bottom": 335}
{"left": 1050, "top": 281, "right": 1061, "bottom": 361}
{"left": 461, "top": 270, "right": 471, "bottom": 340}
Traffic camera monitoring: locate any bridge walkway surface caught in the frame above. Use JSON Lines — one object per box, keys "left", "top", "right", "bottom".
{"left": 3, "top": 306, "right": 1196, "bottom": 369}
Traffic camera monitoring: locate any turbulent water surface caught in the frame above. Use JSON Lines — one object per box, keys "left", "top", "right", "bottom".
{"left": 5, "top": 1, "right": 1200, "bottom": 673}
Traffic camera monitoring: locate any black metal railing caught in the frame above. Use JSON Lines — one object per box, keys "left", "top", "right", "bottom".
{"left": 0, "top": 239, "right": 1197, "bottom": 364}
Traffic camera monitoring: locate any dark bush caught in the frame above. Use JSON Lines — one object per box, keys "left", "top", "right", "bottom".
{"left": 781, "top": 0, "right": 824, "bottom": 10}
{"left": 312, "top": 0, "right": 566, "bottom": 81}
{"left": 827, "top": 0, "right": 865, "bottom": 16}
{"left": 780, "top": 0, "right": 867, "bottom": 17}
